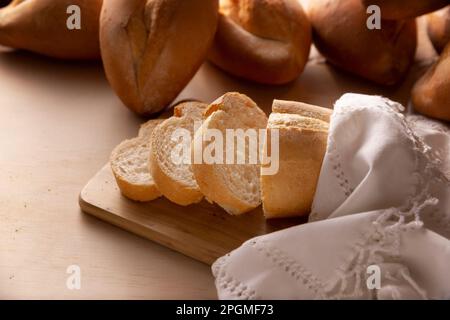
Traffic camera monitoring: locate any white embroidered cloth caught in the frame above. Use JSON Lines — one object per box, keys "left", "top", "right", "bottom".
{"left": 212, "top": 93, "right": 450, "bottom": 300}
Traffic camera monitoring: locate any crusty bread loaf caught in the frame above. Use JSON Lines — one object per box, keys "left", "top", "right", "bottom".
{"left": 412, "top": 42, "right": 450, "bottom": 122}
{"left": 209, "top": 0, "right": 311, "bottom": 84}
{"left": 192, "top": 92, "right": 268, "bottom": 215}
{"left": 427, "top": 6, "right": 450, "bottom": 54}
{"left": 261, "top": 110, "right": 328, "bottom": 219}
{"left": 0, "top": 0, "right": 102, "bottom": 59}
{"left": 308, "top": 0, "right": 417, "bottom": 86}
{"left": 361, "top": 0, "right": 448, "bottom": 20}
{"left": 100, "top": 0, "right": 219, "bottom": 115}
{"left": 149, "top": 102, "right": 207, "bottom": 206}
{"left": 110, "top": 119, "right": 163, "bottom": 202}
{"left": 272, "top": 100, "right": 332, "bottom": 123}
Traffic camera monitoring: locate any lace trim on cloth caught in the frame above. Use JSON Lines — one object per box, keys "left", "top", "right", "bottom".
{"left": 213, "top": 207, "right": 431, "bottom": 299}
{"left": 249, "top": 239, "right": 328, "bottom": 299}
{"left": 407, "top": 114, "right": 450, "bottom": 136}
{"left": 212, "top": 239, "right": 330, "bottom": 300}
{"left": 323, "top": 206, "right": 432, "bottom": 299}
{"left": 328, "top": 136, "right": 354, "bottom": 198}
{"left": 397, "top": 114, "right": 450, "bottom": 236}
{"left": 309, "top": 136, "right": 354, "bottom": 222}
{"left": 406, "top": 114, "right": 450, "bottom": 180}
{"left": 212, "top": 254, "right": 258, "bottom": 300}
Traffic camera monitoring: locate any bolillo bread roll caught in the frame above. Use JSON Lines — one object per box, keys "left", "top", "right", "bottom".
{"left": 360, "top": 0, "right": 449, "bottom": 20}
{"left": 0, "top": 0, "right": 102, "bottom": 59}
{"left": 308, "top": 0, "right": 417, "bottom": 86}
{"left": 272, "top": 99, "right": 332, "bottom": 123}
{"left": 412, "top": 42, "right": 450, "bottom": 122}
{"left": 100, "top": 0, "right": 219, "bottom": 116}
{"left": 208, "top": 0, "right": 312, "bottom": 85}
{"left": 427, "top": 5, "right": 450, "bottom": 54}
{"left": 110, "top": 119, "right": 163, "bottom": 202}
{"left": 149, "top": 102, "right": 207, "bottom": 206}
{"left": 192, "top": 92, "right": 268, "bottom": 215}
{"left": 261, "top": 106, "right": 329, "bottom": 219}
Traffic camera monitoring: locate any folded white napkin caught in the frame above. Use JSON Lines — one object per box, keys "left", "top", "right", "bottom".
{"left": 212, "top": 93, "right": 450, "bottom": 300}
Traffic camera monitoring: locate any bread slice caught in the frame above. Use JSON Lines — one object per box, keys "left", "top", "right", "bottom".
{"left": 272, "top": 100, "right": 333, "bottom": 122}
{"left": 192, "top": 92, "right": 268, "bottom": 215}
{"left": 138, "top": 118, "right": 165, "bottom": 138}
{"left": 149, "top": 102, "right": 207, "bottom": 206}
{"left": 110, "top": 119, "right": 163, "bottom": 202}
{"left": 261, "top": 112, "right": 329, "bottom": 218}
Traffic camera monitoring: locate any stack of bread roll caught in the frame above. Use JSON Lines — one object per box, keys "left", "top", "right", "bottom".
{"left": 0, "top": 0, "right": 448, "bottom": 120}
{"left": 261, "top": 100, "right": 330, "bottom": 218}
{"left": 0, "top": 0, "right": 102, "bottom": 59}
{"left": 353, "top": 0, "right": 449, "bottom": 122}
{"left": 111, "top": 92, "right": 332, "bottom": 219}
{"left": 307, "top": 0, "right": 418, "bottom": 86}
{"left": 427, "top": 5, "right": 450, "bottom": 54}
{"left": 305, "top": 0, "right": 449, "bottom": 121}
{"left": 0, "top": 0, "right": 309, "bottom": 114}
{"left": 412, "top": 4, "right": 450, "bottom": 121}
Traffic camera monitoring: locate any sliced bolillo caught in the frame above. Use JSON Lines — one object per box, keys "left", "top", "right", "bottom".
{"left": 110, "top": 119, "right": 163, "bottom": 202}
{"left": 272, "top": 100, "right": 333, "bottom": 123}
{"left": 261, "top": 105, "right": 329, "bottom": 219}
{"left": 192, "top": 92, "right": 268, "bottom": 215}
{"left": 149, "top": 102, "right": 207, "bottom": 206}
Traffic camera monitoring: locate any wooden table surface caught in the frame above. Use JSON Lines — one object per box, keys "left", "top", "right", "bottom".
{"left": 0, "top": 50, "right": 220, "bottom": 299}
{"left": 0, "top": 18, "right": 437, "bottom": 299}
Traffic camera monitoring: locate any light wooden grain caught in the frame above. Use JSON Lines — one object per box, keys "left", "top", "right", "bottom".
{"left": 0, "top": 50, "right": 216, "bottom": 299}
{"left": 80, "top": 165, "right": 305, "bottom": 265}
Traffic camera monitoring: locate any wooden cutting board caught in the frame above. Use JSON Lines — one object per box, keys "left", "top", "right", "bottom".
{"left": 79, "top": 164, "right": 306, "bottom": 265}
